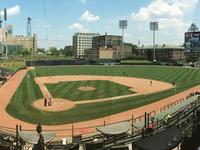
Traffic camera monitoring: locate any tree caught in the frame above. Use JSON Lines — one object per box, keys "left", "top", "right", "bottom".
{"left": 21, "top": 49, "right": 31, "bottom": 56}
{"left": 37, "top": 48, "right": 46, "bottom": 54}
{"left": 124, "top": 42, "right": 137, "bottom": 49}
{"left": 62, "top": 46, "right": 73, "bottom": 56}
{"left": 49, "top": 47, "right": 59, "bottom": 56}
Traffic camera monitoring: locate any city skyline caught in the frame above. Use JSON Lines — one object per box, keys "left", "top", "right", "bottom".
{"left": 0, "top": 0, "right": 200, "bottom": 49}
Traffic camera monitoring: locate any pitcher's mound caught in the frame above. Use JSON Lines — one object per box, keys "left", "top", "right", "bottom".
{"left": 78, "top": 86, "right": 96, "bottom": 91}
{"left": 32, "top": 98, "right": 75, "bottom": 112}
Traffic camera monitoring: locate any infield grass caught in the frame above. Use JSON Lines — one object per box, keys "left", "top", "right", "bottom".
{"left": 46, "top": 80, "right": 135, "bottom": 101}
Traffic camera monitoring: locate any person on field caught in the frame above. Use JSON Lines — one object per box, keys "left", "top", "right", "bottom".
{"left": 48, "top": 97, "right": 51, "bottom": 106}
{"left": 150, "top": 80, "right": 152, "bottom": 86}
{"left": 48, "top": 96, "right": 52, "bottom": 106}
{"left": 44, "top": 98, "right": 47, "bottom": 107}
{"left": 172, "top": 81, "right": 175, "bottom": 87}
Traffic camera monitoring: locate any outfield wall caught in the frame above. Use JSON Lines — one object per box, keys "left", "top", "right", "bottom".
{"left": 26, "top": 60, "right": 85, "bottom": 66}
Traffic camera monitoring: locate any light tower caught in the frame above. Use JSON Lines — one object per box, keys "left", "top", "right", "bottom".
{"left": 4, "top": 8, "right": 8, "bottom": 60}
{"left": 27, "top": 17, "right": 32, "bottom": 37}
{"left": 0, "top": 12, "right": 2, "bottom": 54}
{"left": 119, "top": 20, "right": 128, "bottom": 55}
{"left": 150, "top": 22, "right": 158, "bottom": 62}
{"left": 0, "top": 14, "right": 2, "bottom": 28}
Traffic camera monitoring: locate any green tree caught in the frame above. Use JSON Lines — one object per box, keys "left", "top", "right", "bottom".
{"left": 62, "top": 46, "right": 73, "bottom": 56}
{"left": 37, "top": 48, "right": 46, "bottom": 54}
{"left": 49, "top": 47, "right": 59, "bottom": 56}
{"left": 22, "top": 49, "right": 31, "bottom": 56}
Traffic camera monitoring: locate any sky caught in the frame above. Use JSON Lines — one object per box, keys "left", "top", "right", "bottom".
{"left": 0, "top": 0, "right": 200, "bottom": 49}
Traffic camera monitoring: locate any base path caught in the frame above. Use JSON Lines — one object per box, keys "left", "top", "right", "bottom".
{"left": 0, "top": 68, "right": 200, "bottom": 138}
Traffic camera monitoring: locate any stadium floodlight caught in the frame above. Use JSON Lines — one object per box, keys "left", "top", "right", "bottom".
{"left": 119, "top": 20, "right": 128, "bottom": 56}
{"left": 4, "top": 8, "right": 8, "bottom": 60}
{"left": 4, "top": 8, "right": 7, "bottom": 21}
{"left": 150, "top": 22, "right": 158, "bottom": 62}
{"left": 119, "top": 20, "right": 128, "bottom": 30}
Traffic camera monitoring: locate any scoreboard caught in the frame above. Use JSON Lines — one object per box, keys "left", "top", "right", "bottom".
{"left": 185, "top": 32, "right": 200, "bottom": 49}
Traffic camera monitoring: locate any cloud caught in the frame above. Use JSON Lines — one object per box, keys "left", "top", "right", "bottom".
{"left": 124, "top": 33, "right": 133, "bottom": 39}
{"left": 105, "top": 24, "right": 111, "bottom": 29}
{"left": 37, "top": 24, "right": 51, "bottom": 29}
{"left": 80, "top": 0, "right": 86, "bottom": 3}
{"left": 80, "top": 10, "right": 100, "bottom": 22}
{"left": 57, "top": 33, "right": 64, "bottom": 38}
{"left": 131, "top": 0, "right": 184, "bottom": 21}
{"left": 0, "top": 5, "right": 20, "bottom": 17}
{"left": 158, "top": 18, "right": 188, "bottom": 31}
{"left": 130, "top": 0, "right": 199, "bottom": 44}
{"left": 68, "top": 23, "right": 89, "bottom": 32}
{"left": 131, "top": 0, "right": 199, "bottom": 21}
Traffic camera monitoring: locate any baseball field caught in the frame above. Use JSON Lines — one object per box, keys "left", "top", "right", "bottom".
{"left": 5, "top": 65, "right": 200, "bottom": 126}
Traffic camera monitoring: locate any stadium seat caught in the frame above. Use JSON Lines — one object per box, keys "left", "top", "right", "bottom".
{"left": 0, "top": 144, "right": 11, "bottom": 150}
{"left": 84, "top": 141, "right": 103, "bottom": 150}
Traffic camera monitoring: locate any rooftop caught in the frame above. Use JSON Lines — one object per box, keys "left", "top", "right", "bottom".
{"left": 74, "top": 32, "right": 100, "bottom": 36}
{"left": 137, "top": 44, "right": 184, "bottom": 50}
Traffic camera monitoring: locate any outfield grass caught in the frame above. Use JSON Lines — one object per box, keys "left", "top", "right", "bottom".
{"left": 0, "top": 61, "right": 25, "bottom": 71}
{"left": 6, "top": 71, "right": 44, "bottom": 123}
{"left": 46, "top": 80, "right": 135, "bottom": 101}
{"left": 6, "top": 65, "right": 200, "bottom": 125}
{"left": 121, "top": 60, "right": 153, "bottom": 65}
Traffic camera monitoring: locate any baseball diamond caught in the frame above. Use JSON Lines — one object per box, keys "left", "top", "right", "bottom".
{"left": 2, "top": 1, "right": 200, "bottom": 149}
{"left": 1, "top": 65, "right": 200, "bottom": 137}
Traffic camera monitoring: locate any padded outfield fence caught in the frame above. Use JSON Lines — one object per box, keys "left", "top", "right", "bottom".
{"left": 26, "top": 60, "right": 85, "bottom": 66}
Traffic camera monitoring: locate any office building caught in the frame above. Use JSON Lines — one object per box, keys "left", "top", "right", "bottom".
{"left": 0, "top": 42, "right": 3, "bottom": 54}
{"left": 85, "top": 34, "right": 132, "bottom": 60}
{"left": 0, "top": 28, "right": 4, "bottom": 42}
{"left": 92, "top": 34, "right": 122, "bottom": 49}
{"left": 136, "top": 44, "right": 185, "bottom": 63}
{"left": 85, "top": 45, "right": 132, "bottom": 60}
{"left": 6, "top": 25, "right": 13, "bottom": 36}
{"left": 0, "top": 25, "right": 37, "bottom": 52}
{"left": 6, "top": 33, "right": 37, "bottom": 51}
{"left": 73, "top": 32, "right": 100, "bottom": 58}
